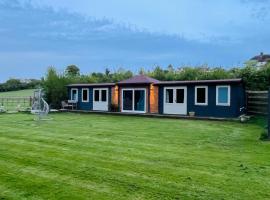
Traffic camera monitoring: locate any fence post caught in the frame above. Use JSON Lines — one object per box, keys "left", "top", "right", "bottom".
{"left": 268, "top": 88, "right": 270, "bottom": 139}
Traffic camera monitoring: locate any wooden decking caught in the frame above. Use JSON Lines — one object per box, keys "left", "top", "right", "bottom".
{"left": 59, "top": 109, "right": 239, "bottom": 121}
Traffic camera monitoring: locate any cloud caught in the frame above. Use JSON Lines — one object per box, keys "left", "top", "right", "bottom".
{"left": 0, "top": 0, "right": 270, "bottom": 82}
{"left": 241, "top": 0, "right": 270, "bottom": 20}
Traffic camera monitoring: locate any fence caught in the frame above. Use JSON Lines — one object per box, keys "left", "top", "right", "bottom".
{"left": 246, "top": 91, "right": 268, "bottom": 115}
{"left": 0, "top": 97, "right": 33, "bottom": 111}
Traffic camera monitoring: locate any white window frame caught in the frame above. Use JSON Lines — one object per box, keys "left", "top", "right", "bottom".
{"left": 70, "top": 88, "right": 78, "bottom": 101}
{"left": 81, "top": 88, "right": 89, "bottom": 103}
{"left": 165, "top": 88, "right": 174, "bottom": 104}
{"left": 216, "top": 85, "right": 231, "bottom": 106}
{"left": 93, "top": 88, "right": 108, "bottom": 103}
{"left": 121, "top": 88, "right": 146, "bottom": 113}
{"left": 195, "top": 86, "right": 208, "bottom": 106}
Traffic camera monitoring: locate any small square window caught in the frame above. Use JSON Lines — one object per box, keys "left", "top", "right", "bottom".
{"left": 216, "top": 86, "right": 230, "bottom": 106}
{"left": 82, "top": 89, "right": 89, "bottom": 102}
{"left": 195, "top": 86, "right": 207, "bottom": 105}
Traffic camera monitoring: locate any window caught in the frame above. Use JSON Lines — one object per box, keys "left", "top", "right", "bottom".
{"left": 94, "top": 89, "right": 108, "bottom": 103}
{"left": 82, "top": 88, "right": 89, "bottom": 102}
{"left": 195, "top": 86, "right": 208, "bottom": 105}
{"left": 94, "top": 90, "right": 99, "bottom": 101}
{"left": 166, "top": 89, "right": 173, "bottom": 103}
{"left": 176, "top": 89, "right": 184, "bottom": 103}
{"left": 101, "top": 90, "right": 107, "bottom": 102}
{"left": 122, "top": 89, "right": 146, "bottom": 112}
{"left": 71, "top": 89, "right": 78, "bottom": 101}
{"left": 216, "top": 86, "right": 230, "bottom": 106}
{"left": 134, "top": 90, "right": 145, "bottom": 111}
{"left": 123, "top": 90, "right": 133, "bottom": 111}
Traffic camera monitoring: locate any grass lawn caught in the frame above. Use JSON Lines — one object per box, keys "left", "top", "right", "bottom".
{"left": 0, "top": 113, "right": 269, "bottom": 200}
{"left": 0, "top": 89, "right": 35, "bottom": 97}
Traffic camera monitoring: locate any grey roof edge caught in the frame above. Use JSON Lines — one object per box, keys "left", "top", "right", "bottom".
{"left": 154, "top": 79, "right": 243, "bottom": 85}
{"left": 67, "top": 83, "right": 115, "bottom": 87}
{"left": 67, "top": 79, "right": 243, "bottom": 87}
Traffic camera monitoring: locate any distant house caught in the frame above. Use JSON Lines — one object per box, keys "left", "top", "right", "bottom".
{"left": 67, "top": 75, "right": 246, "bottom": 118}
{"left": 250, "top": 52, "right": 270, "bottom": 67}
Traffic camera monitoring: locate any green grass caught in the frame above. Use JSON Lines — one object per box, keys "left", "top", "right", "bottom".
{"left": 0, "top": 89, "right": 35, "bottom": 97}
{"left": 0, "top": 113, "right": 269, "bottom": 200}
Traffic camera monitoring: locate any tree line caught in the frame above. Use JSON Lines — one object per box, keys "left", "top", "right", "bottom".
{"left": 43, "top": 63, "right": 270, "bottom": 108}
{"left": 0, "top": 78, "right": 41, "bottom": 92}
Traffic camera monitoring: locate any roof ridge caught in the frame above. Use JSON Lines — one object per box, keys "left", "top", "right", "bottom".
{"left": 118, "top": 75, "right": 160, "bottom": 84}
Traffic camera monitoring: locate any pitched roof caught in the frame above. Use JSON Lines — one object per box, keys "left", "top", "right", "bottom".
{"left": 155, "top": 79, "right": 242, "bottom": 85}
{"left": 67, "top": 83, "right": 115, "bottom": 87}
{"left": 118, "top": 75, "right": 160, "bottom": 84}
{"left": 250, "top": 52, "right": 270, "bottom": 62}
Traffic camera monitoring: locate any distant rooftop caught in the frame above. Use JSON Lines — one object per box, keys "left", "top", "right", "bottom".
{"left": 118, "top": 75, "right": 160, "bottom": 84}
{"left": 250, "top": 52, "right": 270, "bottom": 62}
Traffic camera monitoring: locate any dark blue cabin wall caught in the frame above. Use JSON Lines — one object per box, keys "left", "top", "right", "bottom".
{"left": 68, "top": 86, "right": 113, "bottom": 111}
{"left": 187, "top": 84, "right": 241, "bottom": 118}
{"left": 68, "top": 87, "right": 93, "bottom": 110}
{"left": 158, "top": 83, "right": 245, "bottom": 118}
{"left": 158, "top": 86, "right": 164, "bottom": 114}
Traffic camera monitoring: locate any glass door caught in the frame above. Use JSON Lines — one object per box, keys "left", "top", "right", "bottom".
{"left": 123, "top": 90, "right": 133, "bottom": 111}
{"left": 134, "top": 90, "right": 145, "bottom": 111}
{"left": 93, "top": 88, "right": 109, "bottom": 111}
{"left": 164, "top": 87, "right": 187, "bottom": 115}
{"left": 122, "top": 89, "right": 146, "bottom": 113}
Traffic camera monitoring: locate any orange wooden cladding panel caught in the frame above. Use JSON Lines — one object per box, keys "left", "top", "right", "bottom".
{"left": 112, "top": 86, "right": 119, "bottom": 106}
{"left": 150, "top": 84, "right": 159, "bottom": 113}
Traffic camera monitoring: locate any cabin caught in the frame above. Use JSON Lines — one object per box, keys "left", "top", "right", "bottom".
{"left": 67, "top": 75, "right": 246, "bottom": 118}
{"left": 67, "top": 83, "right": 115, "bottom": 111}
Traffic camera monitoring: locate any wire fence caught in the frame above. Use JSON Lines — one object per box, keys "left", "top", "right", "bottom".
{"left": 0, "top": 97, "right": 33, "bottom": 111}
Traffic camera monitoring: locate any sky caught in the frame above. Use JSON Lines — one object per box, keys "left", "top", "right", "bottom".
{"left": 0, "top": 0, "right": 270, "bottom": 82}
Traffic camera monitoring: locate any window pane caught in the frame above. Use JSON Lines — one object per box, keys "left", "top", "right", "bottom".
{"left": 72, "top": 90, "right": 77, "bottom": 100}
{"left": 123, "top": 90, "right": 133, "bottom": 110}
{"left": 166, "top": 89, "right": 173, "bottom": 103}
{"left": 94, "top": 90, "right": 99, "bottom": 101}
{"left": 101, "top": 90, "right": 107, "bottom": 102}
{"left": 176, "top": 89, "right": 184, "bottom": 103}
{"left": 83, "top": 90, "right": 88, "bottom": 101}
{"left": 197, "top": 88, "right": 206, "bottom": 103}
{"left": 134, "top": 90, "right": 145, "bottom": 111}
{"left": 218, "top": 87, "right": 228, "bottom": 104}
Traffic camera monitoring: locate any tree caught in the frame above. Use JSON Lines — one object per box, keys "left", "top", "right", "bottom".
{"left": 5, "top": 79, "right": 22, "bottom": 91}
{"left": 66, "top": 65, "right": 80, "bottom": 77}
{"left": 150, "top": 66, "right": 166, "bottom": 80}
{"left": 43, "top": 67, "right": 71, "bottom": 108}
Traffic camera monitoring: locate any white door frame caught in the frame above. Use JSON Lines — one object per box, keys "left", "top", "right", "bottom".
{"left": 121, "top": 88, "right": 146, "bottom": 113}
{"left": 163, "top": 86, "right": 187, "bottom": 115}
{"left": 93, "top": 88, "right": 109, "bottom": 111}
